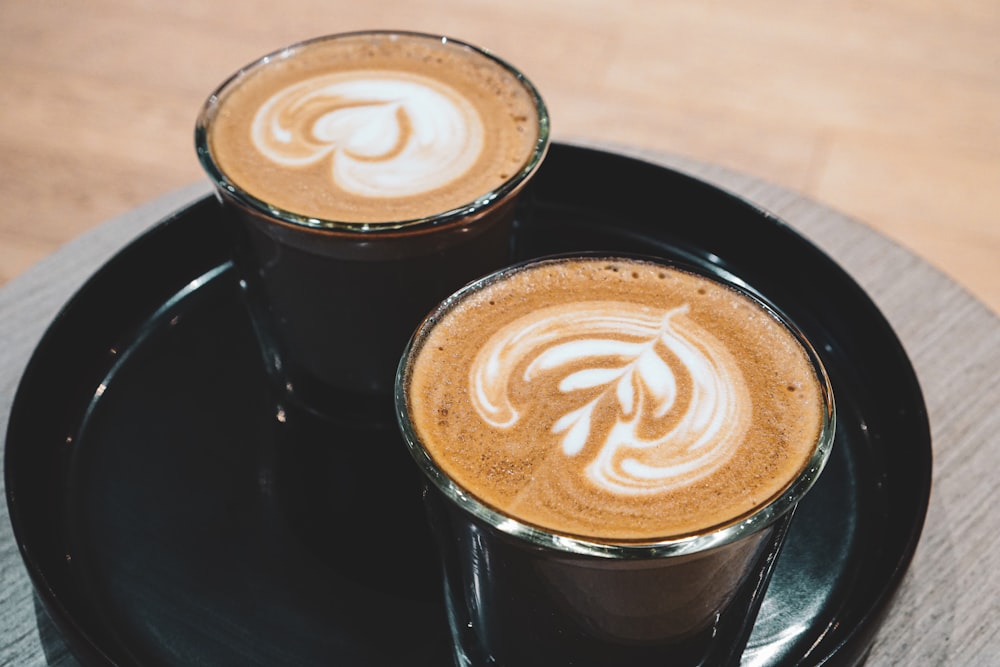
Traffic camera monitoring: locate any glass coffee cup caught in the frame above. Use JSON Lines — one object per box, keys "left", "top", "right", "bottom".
{"left": 396, "top": 253, "right": 836, "bottom": 666}
{"left": 195, "top": 30, "right": 550, "bottom": 417}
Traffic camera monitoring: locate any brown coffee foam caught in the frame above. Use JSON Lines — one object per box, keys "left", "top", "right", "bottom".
{"left": 207, "top": 33, "right": 540, "bottom": 223}
{"left": 405, "top": 257, "right": 826, "bottom": 542}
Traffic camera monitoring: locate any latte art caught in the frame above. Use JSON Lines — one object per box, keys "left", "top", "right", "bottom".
{"left": 471, "top": 303, "right": 751, "bottom": 495}
{"left": 251, "top": 72, "right": 485, "bottom": 199}
{"left": 402, "top": 256, "right": 827, "bottom": 541}
{"left": 202, "top": 32, "right": 543, "bottom": 223}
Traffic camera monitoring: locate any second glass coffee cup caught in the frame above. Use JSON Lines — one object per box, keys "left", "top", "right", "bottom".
{"left": 195, "top": 30, "right": 550, "bottom": 415}
{"left": 396, "top": 253, "right": 837, "bottom": 666}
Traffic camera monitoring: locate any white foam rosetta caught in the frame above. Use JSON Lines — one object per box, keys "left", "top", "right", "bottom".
{"left": 470, "top": 302, "right": 752, "bottom": 495}
{"left": 251, "top": 71, "right": 485, "bottom": 199}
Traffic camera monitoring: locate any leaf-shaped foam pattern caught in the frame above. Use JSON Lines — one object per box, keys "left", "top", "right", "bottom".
{"left": 470, "top": 302, "right": 751, "bottom": 495}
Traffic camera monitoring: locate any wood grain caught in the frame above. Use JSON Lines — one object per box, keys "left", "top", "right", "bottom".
{"left": 0, "top": 0, "right": 997, "bottom": 314}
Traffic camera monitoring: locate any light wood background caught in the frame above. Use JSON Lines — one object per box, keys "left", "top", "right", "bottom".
{"left": 1, "top": 0, "right": 997, "bottom": 314}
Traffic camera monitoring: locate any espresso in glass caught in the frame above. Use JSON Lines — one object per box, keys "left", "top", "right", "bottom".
{"left": 196, "top": 31, "right": 549, "bottom": 411}
{"left": 397, "top": 254, "right": 835, "bottom": 666}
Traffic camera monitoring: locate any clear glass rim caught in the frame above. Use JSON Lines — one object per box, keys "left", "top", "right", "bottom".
{"left": 395, "top": 252, "right": 837, "bottom": 560}
{"left": 194, "top": 29, "right": 551, "bottom": 234}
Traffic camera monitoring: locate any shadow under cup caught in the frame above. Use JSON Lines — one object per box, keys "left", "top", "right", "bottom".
{"left": 395, "top": 256, "right": 837, "bottom": 667}
{"left": 194, "top": 31, "right": 550, "bottom": 414}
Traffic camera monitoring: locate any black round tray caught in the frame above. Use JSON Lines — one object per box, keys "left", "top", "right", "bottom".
{"left": 5, "top": 144, "right": 931, "bottom": 666}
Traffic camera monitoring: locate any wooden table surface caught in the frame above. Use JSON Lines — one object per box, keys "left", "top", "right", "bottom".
{"left": 0, "top": 0, "right": 997, "bottom": 314}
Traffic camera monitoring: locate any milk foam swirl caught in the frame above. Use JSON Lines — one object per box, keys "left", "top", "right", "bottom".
{"left": 471, "top": 302, "right": 752, "bottom": 495}
{"left": 250, "top": 71, "right": 485, "bottom": 199}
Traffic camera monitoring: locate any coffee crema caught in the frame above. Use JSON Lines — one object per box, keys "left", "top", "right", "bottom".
{"left": 206, "top": 32, "right": 542, "bottom": 224}
{"left": 403, "top": 256, "right": 827, "bottom": 542}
